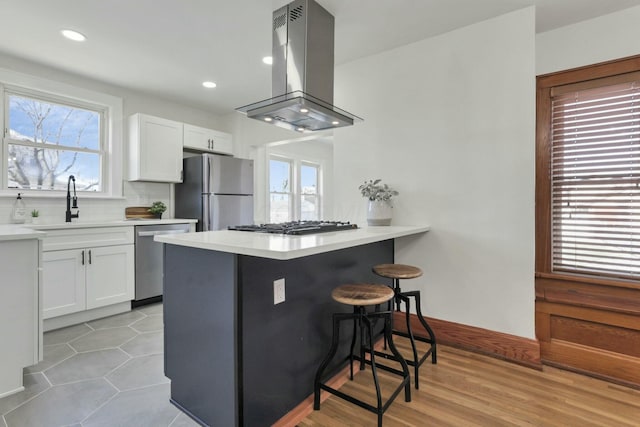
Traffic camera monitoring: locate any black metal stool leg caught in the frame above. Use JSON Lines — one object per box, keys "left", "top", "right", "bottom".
{"left": 383, "top": 298, "right": 390, "bottom": 350}
{"left": 383, "top": 311, "right": 411, "bottom": 403}
{"left": 396, "top": 293, "right": 420, "bottom": 389}
{"left": 362, "top": 315, "right": 384, "bottom": 427}
{"left": 394, "top": 278, "right": 402, "bottom": 312}
{"left": 349, "top": 308, "right": 358, "bottom": 379}
{"left": 358, "top": 307, "right": 366, "bottom": 371}
{"left": 402, "top": 290, "right": 437, "bottom": 364}
{"left": 413, "top": 291, "right": 437, "bottom": 363}
{"left": 314, "top": 312, "right": 345, "bottom": 410}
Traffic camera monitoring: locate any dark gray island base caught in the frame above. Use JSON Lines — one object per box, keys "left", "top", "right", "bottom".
{"left": 163, "top": 239, "right": 394, "bottom": 426}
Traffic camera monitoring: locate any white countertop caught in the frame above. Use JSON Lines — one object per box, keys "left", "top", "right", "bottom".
{"left": 27, "top": 218, "right": 197, "bottom": 230}
{"left": 0, "top": 219, "right": 197, "bottom": 241}
{"left": 155, "top": 225, "right": 429, "bottom": 260}
{"left": 0, "top": 225, "right": 46, "bottom": 242}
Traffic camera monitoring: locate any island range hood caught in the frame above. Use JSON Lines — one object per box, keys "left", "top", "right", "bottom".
{"left": 236, "top": 0, "right": 362, "bottom": 132}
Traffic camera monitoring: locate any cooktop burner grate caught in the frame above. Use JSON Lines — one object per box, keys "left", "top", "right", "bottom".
{"left": 228, "top": 221, "right": 357, "bottom": 235}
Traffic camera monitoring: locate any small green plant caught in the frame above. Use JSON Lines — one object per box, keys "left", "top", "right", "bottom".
{"left": 31, "top": 209, "right": 39, "bottom": 217}
{"left": 148, "top": 201, "right": 167, "bottom": 216}
{"left": 358, "top": 179, "right": 399, "bottom": 204}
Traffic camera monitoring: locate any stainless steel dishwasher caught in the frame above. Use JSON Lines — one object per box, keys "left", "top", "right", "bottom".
{"left": 134, "top": 223, "right": 191, "bottom": 306}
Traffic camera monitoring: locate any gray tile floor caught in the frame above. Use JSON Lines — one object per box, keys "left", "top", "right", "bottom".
{"left": 0, "top": 303, "right": 199, "bottom": 427}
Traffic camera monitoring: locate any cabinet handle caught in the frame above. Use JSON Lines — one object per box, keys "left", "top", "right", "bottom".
{"left": 88, "top": 250, "right": 92, "bottom": 265}
{"left": 81, "top": 250, "right": 85, "bottom": 265}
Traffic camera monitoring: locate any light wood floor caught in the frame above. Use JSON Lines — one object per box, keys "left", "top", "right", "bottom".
{"left": 299, "top": 339, "right": 640, "bottom": 426}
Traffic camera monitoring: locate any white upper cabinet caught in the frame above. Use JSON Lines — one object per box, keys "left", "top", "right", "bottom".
{"left": 128, "top": 113, "right": 184, "bottom": 182}
{"left": 183, "top": 123, "right": 233, "bottom": 155}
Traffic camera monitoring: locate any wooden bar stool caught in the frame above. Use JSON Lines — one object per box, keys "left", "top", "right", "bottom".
{"left": 314, "top": 283, "right": 411, "bottom": 427}
{"left": 373, "top": 263, "right": 437, "bottom": 389}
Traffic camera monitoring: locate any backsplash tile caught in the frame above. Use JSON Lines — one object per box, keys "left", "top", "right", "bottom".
{"left": 0, "top": 181, "right": 173, "bottom": 225}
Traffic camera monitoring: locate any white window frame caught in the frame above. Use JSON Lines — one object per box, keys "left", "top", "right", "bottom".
{"left": 267, "top": 153, "right": 323, "bottom": 222}
{"left": 0, "top": 68, "right": 123, "bottom": 199}
{"left": 298, "top": 160, "right": 321, "bottom": 221}
{"left": 268, "top": 155, "right": 294, "bottom": 222}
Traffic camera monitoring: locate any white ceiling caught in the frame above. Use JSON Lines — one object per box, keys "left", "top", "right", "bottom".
{"left": 2, "top": 0, "right": 640, "bottom": 116}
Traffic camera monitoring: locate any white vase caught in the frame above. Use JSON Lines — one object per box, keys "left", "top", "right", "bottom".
{"left": 367, "top": 200, "right": 392, "bottom": 226}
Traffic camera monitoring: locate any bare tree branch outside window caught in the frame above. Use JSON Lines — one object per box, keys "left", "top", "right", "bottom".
{"left": 7, "top": 94, "right": 102, "bottom": 191}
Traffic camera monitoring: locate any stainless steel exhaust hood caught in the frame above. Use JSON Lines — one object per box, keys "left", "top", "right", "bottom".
{"left": 236, "top": 0, "right": 362, "bottom": 132}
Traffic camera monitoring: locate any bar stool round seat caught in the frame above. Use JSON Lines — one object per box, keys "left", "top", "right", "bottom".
{"left": 332, "top": 283, "right": 395, "bottom": 306}
{"left": 314, "top": 283, "right": 411, "bottom": 427}
{"left": 373, "top": 263, "right": 423, "bottom": 280}
{"left": 373, "top": 263, "right": 437, "bottom": 390}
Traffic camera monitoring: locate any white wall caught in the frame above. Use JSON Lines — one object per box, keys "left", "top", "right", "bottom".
{"left": 536, "top": 5, "right": 640, "bottom": 76}
{"left": 226, "top": 112, "right": 301, "bottom": 159}
{"left": 0, "top": 52, "right": 226, "bottom": 224}
{"left": 333, "top": 8, "right": 536, "bottom": 338}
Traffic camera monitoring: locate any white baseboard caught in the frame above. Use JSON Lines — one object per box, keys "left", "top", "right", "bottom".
{"left": 43, "top": 301, "right": 131, "bottom": 332}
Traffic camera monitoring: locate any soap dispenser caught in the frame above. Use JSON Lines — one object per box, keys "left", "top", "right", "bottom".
{"left": 11, "top": 193, "right": 27, "bottom": 223}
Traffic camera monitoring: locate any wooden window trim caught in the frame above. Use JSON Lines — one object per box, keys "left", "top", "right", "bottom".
{"left": 536, "top": 54, "right": 640, "bottom": 290}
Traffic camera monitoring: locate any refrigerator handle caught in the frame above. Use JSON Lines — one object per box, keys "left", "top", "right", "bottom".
{"left": 202, "top": 154, "right": 210, "bottom": 194}
{"left": 202, "top": 193, "right": 210, "bottom": 232}
{"left": 202, "top": 154, "right": 211, "bottom": 232}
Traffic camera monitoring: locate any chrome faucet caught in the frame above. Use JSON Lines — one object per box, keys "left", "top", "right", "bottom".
{"left": 65, "top": 175, "right": 79, "bottom": 222}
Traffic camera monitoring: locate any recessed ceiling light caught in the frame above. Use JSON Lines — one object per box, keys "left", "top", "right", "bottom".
{"left": 300, "top": 108, "right": 309, "bottom": 113}
{"left": 202, "top": 81, "right": 217, "bottom": 89}
{"left": 332, "top": 121, "right": 339, "bottom": 125}
{"left": 264, "top": 117, "right": 273, "bottom": 122}
{"left": 61, "top": 29, "right": 86, "bottom": 42}
{"left": 263, "top": 56, "right": 273, "bottom": 65}
{"left": 296, "top": 127, "right": 305, "bottom": 132}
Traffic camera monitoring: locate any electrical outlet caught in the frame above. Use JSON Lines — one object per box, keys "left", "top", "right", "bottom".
{"left": 274, "top": 278, "right": 285, "bottom": 305}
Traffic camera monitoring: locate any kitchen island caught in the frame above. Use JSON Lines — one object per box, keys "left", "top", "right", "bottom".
{"left": 156, "top": 225, "right": 428, "bottom": 426}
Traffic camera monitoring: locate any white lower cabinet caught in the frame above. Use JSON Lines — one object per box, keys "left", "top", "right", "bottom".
{"left": 41, "top": 227, "right": 134, "bottom": 320}
{"left": 42, "top": 249, "right": 85, "bottom": 319}
{"left": 86, "top": 245, "right": 134, "bottom": 309}
{"left": 0, "top": 237, "right": 41, "bottom": 398}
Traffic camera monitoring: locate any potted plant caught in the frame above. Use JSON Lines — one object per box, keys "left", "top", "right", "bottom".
{"left": 358, "top": 179, "right": 399, "bottom": 226}
{"left": 148, "top": 201, "right": 167, "bottom": 219}
{"left": 31, "top": 209, "right": 40, "bottom": 224}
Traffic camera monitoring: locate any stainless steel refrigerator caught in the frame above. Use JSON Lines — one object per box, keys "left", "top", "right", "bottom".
{"left": 175, "top": 154, "right": 254, "bottom": 231}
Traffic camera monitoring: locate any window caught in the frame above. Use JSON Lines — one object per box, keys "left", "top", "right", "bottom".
{"left": 269, "top": 157, "right": 293, "bottom": 222}
{"left": 5, "top": 91, "right": 104, "bottom": 191}
{"left": 537, "top": 59, "right": 640, "bottom": 282}
{"left": 0, "top": 68, "right": 123, "bottom": 198}
{"left": 300, "top": 162, "right": 320, "bottom": 220}
{"left": 268, "top": 155, "right": 322, "bottom": 222}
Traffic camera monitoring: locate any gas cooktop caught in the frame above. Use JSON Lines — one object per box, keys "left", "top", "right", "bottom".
{"left": 228, "top": 221, "right": 357, "bottom": 235}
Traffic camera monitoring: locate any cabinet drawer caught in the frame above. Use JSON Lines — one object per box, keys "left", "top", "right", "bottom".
{"left": 42, "top": 227, "right": 134, "bottom": 251}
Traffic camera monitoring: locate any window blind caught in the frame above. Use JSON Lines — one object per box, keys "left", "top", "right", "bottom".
{"left": 551, "top": 80, "right": 640, "bottom": 280}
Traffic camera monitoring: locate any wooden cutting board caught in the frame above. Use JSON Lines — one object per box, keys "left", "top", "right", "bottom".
{"left": 125, "top": 206, "right": 156, "bottom": 219}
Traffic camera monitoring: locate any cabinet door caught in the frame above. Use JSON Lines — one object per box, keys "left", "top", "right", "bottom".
{"left": 42, "top": 249, "right": 86, "bottom": 319}
{"left": 129, "top": 114, "right": 183, "bottom": 182}
{"left": 183, "top": 124, "right": 213, "bottom": 151}
{"left": 211, "top": 130, "right": 233, "bottom": 155}
{"left": 183, "top": 123, "right": 233, "bottom": 154}
{"left": 86, "top": 245, "right": 134, "bottom": 310}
